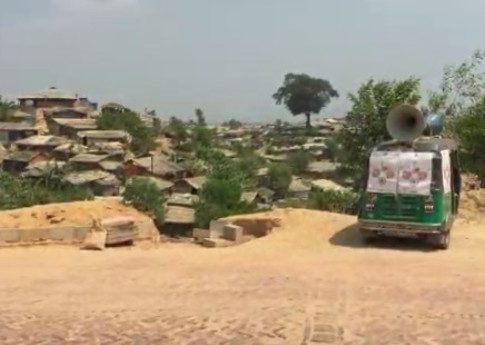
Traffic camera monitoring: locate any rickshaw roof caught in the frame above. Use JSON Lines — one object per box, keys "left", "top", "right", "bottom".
{"left": 376, "top": 137, "right": 458, "bottom": 153}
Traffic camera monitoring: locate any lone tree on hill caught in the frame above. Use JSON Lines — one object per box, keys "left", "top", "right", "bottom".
{"left": 195, "top": 108, "right": 206, "bottom": 126}
{"left": 273, "top": 73, "right": 339, "bottom": 129}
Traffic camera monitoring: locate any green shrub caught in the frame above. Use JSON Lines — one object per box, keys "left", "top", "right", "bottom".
{"left": 0, "top": 172, "right": 93, "bottom": 210}
{"left": 97, "top": 110, "right": 156, "bottom": 155}
{"left": 267, "top": 163, "right": 292, "bottom": 199}
{"left": 307, "top": 189, "right": 359, "bottom": 215}
{"left": 194, "top": 155, "right": 256, "bottom": 228}
{"left": 454, "top": 97, "right": 485, "bottom": 181}
{"left": 288, "top": 150, "right": 312, "bottom": 174}
{"left": 122, "top": 177, "right": 165, "bottom": 225}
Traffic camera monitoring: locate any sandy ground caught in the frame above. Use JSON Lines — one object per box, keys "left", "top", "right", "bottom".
{"left": 0, "top": 199, "right": 157, "bottom": 229}
{"left": 0, "top": 192, "right": 485, "bottom": 344}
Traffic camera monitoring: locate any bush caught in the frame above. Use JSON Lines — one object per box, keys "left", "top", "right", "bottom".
{"left": 97, "top": 110, "right": 156, "bottom": 155}
{"left": 307, "top": 189, "right": 359, "bottom": 215}
{"left": 267, "top": 163, "right": 292, "bottom": 199}
{"left": 454, "top": 97, "right": 485, "bottom": 182}
{"left": 288, "top": 150, "right": 312, "bottom": 174}
{"left": 194, "top": 155, "right": 256, "bottom": 228}
{"left": 0, "top": 172, "right": 93, "bottom": 210}
{"left": 122, "top": 177, "right": 165, "bottom": 225}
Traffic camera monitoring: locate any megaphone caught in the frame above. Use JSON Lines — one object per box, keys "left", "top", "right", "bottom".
{"left": 386, "top": 104, "right": 426, "bottom": 142}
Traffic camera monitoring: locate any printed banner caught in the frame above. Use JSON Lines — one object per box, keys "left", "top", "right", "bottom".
{"left": 367, "top": 150, "right": 433, "bottom": 195}
{"left": 396, "top": 152, "right": 433, "bottom": 195}
{"left": 367, "top": 151, "right": 399, "bottom": 194}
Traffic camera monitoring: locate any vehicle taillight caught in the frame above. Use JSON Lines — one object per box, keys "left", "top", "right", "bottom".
{"left": 365, "top": 193, "right": 377, "bottom": 211}
{"left": 424, "top": 196, "right": 434, "bottom": 213}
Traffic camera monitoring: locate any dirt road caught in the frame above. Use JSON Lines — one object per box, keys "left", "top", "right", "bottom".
{"left": 0, "top": 205, "right": 484, "bottom": 344}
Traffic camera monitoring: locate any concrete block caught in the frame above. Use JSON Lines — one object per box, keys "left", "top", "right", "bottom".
{"left": 209, "top": 219, "right": 228, "bottom": 238}
{"left": 20, "top": 228, "right": 49, "bottom": 242}
{"left": 74, "top": 227, "right": 90, "bottom": 241}
{"left": 223, "top": 224, "right": 244, "bottom": 242}
{"left": 202, "top": 238, "right": 235, "bottom": 248}
{"left": 46, "top": 227, "right": 76, "bottom": 241}
{"left": 0, "top": 229, "right": 21, "bottom": 243}
{"left": 193, "top": 228, "right": 210, "bottom": 243}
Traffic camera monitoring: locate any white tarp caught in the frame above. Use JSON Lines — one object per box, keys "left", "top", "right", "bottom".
{"left": 367, "top": 150, "right": 433, "bottom": 195}
{"left": 441, "top": 150, "right": 451, "bottom": 193}
{"left": 396, "top": 152, "right": 433, "bottom": 195}
{"left": 367, "top": 151, "right": 399, "bottom": 194}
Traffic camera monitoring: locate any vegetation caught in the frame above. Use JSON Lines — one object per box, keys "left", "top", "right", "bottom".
{"left": 336, "top": 77, "right": 421, "bottom": 178}
{"left": 97, "top": 110, "right": 156, "bottom": 155}
{"left": 273, "top": 73, "right": 339, "bottom": 128}
{"left": 454, "top": 97, "right": 485, "bottom": 181}
{"left": 166, "top": 116, "right": 188, "bottom": 146}
{"left": 0, "top": 172, "right": 93, "bottom": 210}
{"left": 267, "top": 163, "right": 292, "bottom": 199}
{"left": 307, "top": 189, "right": 359, "bottom": 215}
{"left": 0, "top": 95, "right": 19, "bottom": 122}
{"left": 224, "top": 119, "right": 242, "bottom": 129}
{"left": 194, "top": 153, "right": 255, "bottom": 228}
{"left": 195, "top": 108, "right": 206, "bottom": 126}
{"left": 288, "top": 150, "right": 312, "bottom": 174}
{"left": 122, "top": 177, "right": 165, "bottom": 225}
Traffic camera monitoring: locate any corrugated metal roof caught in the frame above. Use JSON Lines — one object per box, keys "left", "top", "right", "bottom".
{"left": 53, "top": 118, "right": 97, "bottom": 129}
{"left": 77, "top": 130, "right": 131, "bottom": 140}
{"left": 132, "top": 155, "right": 185, "bottom": 176}
{"left": 165, "top": 206, "right": 195, "bottom": 224}
{"left": 310, "top": 179, "right": 347, "bottom": 191}
{"left": 184, "top": 176, "right": 207, "bottom": 190}
{"left": 18, "top": 87, "right": 77, "bottom": 100}
{"left": 14, "top": 135, "right": 67, "bottom": 147}
{"left": 69, "top": 153, "right": 109, "bottom": 163}
{"left": 99, "top": 160, "right": 123, "bottom": 171}
{"left": 63, "top": 170, "right": 114, "bottom": 185}
{"left": 4, "top": 150, "right": 44, "bottom": 162}
{"left": 128, "top": 176, "right": 174, "bottom": 191}
{"left": 0, "top": 122, "right": 37, "bottom": 131}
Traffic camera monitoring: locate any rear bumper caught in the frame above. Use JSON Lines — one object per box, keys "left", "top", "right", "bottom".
{"left": 359, "top": 220, "right": 444, "bottom": 237}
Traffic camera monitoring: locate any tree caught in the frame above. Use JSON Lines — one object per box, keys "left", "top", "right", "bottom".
{"left": 336, "top": 78, "right": 421, "bottom": 178}
{"left": 429, "top": 50, "right": 485, "bottom": 115}
{"left": 454, "top": 97, "right": 485, "bottom": 181}
{"left": 96, "top": 110, "right": 156, "bottom": 155}
{"left": 195, "top": 108, "right": 206, "bottom": 126}
{"left": 123, "top": 177, "right": 165, "bottom": 225}
{"left": 167, "top": 116, "right": 188, "bottom": 146}
{"left": 194, "top": 154, "right": 254, "bottom": 228}
{"left": 0, "top": 95, "right": 19, "bottom": 122}
{"left": 191, "top": 125, "right": 214, "bottom": 158}
{"left": 273, "top": 73, "right": 339, "bottom": 129}
{"left": 267, "top": 163, "right": 292, "bottom": 199}
{"left": 288, "top": 150, "right": 312, "bottom": 175}
{"left": 224, "top": 119, "right": 242, "bottom": 129}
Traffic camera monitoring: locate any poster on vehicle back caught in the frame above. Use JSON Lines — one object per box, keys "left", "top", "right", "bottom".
{"left": 396, "top": 152, "right": 433, "bottom": 195}
{"left": 367, "top": 151, "right": 399, "bottom": 194}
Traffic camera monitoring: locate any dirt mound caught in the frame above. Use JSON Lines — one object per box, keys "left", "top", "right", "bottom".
{"left": 224, "top": 208, "right": 356, "bottom": 251}
{"left": 459, "top": 189, "right": 485, "bottom": 222}
{"left": 0, "top": 199, "right": 156, "bottom": 230}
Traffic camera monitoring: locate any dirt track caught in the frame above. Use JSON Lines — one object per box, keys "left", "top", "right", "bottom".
{"left": 0, "top": 203, "right": 485, "bottom": 344}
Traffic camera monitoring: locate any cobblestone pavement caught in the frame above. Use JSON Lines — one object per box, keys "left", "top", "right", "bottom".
{"left": 0, "top": 209, "right": 485, "bottom": 344}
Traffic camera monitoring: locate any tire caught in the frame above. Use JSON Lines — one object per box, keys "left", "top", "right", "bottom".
{"left": 429, "top": 232, "right": 450, "bottom": 250}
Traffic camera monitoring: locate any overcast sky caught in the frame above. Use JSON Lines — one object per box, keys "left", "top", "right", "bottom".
{"left": 1, "top": 0, "right": 484, "bottom": 122}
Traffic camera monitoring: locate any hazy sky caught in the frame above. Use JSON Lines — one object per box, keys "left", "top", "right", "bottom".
{"left": 1, "top": 0, "right": 485, "bottom": 122}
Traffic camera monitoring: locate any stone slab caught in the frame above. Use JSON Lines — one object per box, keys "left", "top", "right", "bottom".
{"left": 209, "top": 219, "right": 228, "bottom": 238}
{"left": 0, "top": 229, "right": 21, "bottom": 243}
{"left": 202, "top": 238, "right": 235, "bottom": 248}
{"left": 223, "top": 224, "right": 243, "bottom": 242}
